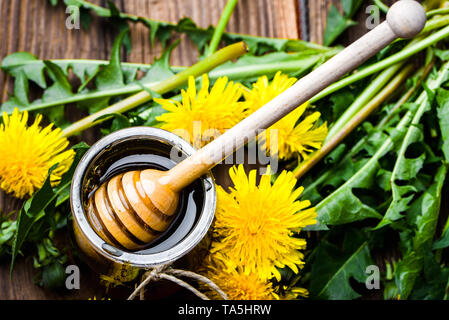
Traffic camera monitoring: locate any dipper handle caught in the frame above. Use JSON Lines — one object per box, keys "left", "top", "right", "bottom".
{"left": 164, "top": 0, "right": 426, "bottom": 191}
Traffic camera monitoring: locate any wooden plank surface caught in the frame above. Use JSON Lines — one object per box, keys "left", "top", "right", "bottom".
{"left": 0, "top": 0, "right": 403, "bottom": 300}
{"left": 0, "top": 0, "right": 301, "bottom": 300}
{"left": 123, "top": 0, "right": 300, "bottom": 66}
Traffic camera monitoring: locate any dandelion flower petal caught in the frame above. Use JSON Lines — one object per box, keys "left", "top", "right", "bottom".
{"left": 0, "top": 108, "right": 74, "bottom": 198}
{"left": 212, "top": 165, "right": 317, "bottom": 281}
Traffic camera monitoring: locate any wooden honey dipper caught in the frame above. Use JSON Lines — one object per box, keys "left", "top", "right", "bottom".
{"left": 87, "top": 0, "right": 426, "bottom": 250}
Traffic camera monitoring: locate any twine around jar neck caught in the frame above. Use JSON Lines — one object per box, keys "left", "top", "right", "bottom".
{"left": 127, "top": 264, "right": 228, "bottom": 300}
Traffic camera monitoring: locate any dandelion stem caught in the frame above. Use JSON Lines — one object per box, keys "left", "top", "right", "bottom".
{"left": 301, "top": 59, "right": 434, "bottom": 197}
{"left": 373, "top": 0, "right": 389, "bottom": 14}
{"left": 376, "top": 59, "right": 434, "bottom": 128}
{"left": 73, "top": 0, "right": 333, "bottom": 53}
{"left": 61, "top": 42, "right": 247, "bottom": 137}
{"left": 310, "top": 24, "right": 449, "bottom": 103}
{"left": 419, "top": 14, "right": 449, "bottom": 35}
{"left": 294, "top": 63, "right": 415, "bottom": 179}
{"left": 325, "top": 62, "right": 405, "bottom": 142}
{"left": 426, "top": 7, "right": 449, "bottom": 18}
{"left": 207, "top": 0, "right": 239, "bottom": 56}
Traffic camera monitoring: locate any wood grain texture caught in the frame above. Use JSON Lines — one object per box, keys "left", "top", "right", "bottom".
{"left": 123, "top": 0, "right": 300, "bottom": 66}
{"left": 0, "top": 0, "right": 302, "bottom": 300}
{"left": 0, "top": 0, "right": 422, "bottom": 301}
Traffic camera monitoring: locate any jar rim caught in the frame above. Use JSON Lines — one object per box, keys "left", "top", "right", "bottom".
{"left": 70, "top": 127, "right": 216, "bottom": 267}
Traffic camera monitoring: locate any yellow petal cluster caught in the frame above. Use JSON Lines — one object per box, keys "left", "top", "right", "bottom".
{"left": 202, "top": 261, "right": 279, "bottom": 300}
{"left": 0, "top": 108, "right": 74, "bottom": 198}
{"left": 153, "top": 72, "right": 324, "bottom": 299}
{"left": 211, "top": 165, "right": 317, "bottom": 282}
{"left": 155, "top": 74, "right": 246, "bottom": 147}
{"left": 244, "top": 72, "right": 328, "bottom": 160}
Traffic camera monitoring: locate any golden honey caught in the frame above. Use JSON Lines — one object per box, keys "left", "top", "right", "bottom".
{"left": 70, "top": 128, "right": 216, "bottom": 278}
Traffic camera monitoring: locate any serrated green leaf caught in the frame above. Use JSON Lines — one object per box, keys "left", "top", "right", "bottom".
{"left": 395, "top": 164, "right": 447, "bottom": 299}
{"left": 209, "top": 51, "right": 325, "bottom": 82}
{"left": 1, "top": 70, "right": 30, "bottom": 113}
{"left": 341, "top": 0, "right": 363, "bottom": 18}
{"left": 378, "top": 63, "right": 449, "bottom": 228}
{"left": 409, "top": 251, "right": 449, "bottom": 300}
{"left": 40, "top": 105, "right": 69, "bottom": 129}
{"left": 0, "top": 219, "right": 17, "bottom": 258}
{"left": 323, "top": 5, "right": 357, "bottom": 46}
{"left": 13, "top": 70, "right": 30, "bottom": 106}
{"left": 433, "top": 226, "right": 449, "bottom": 250}
{"left": 437, "top": 88, "right": 449, "bottom": 162}
{"left": 138, "top": 40, "right": 179, "bottom": 84}
{"left": 310, "top": 230, "right": 373, "bottom": 299}
{"left": 177, "top": 17, "right": 213, "bottom": 52}
{"left": 10, "top": 143, "right": 89, "bottom": 273}
{"left": 40, "top": 262, "right": 66, "bottom": 289}
{"left": 42, "top": 60, "right": 73, "bottom": 101}
{"left": 1, "top": 52, "right": 46, "bottom": 88}
{"left": 315, "top": 130, "right": 397, "bottom": 226}
{"left": 59, "top": 0, "right": 333, "bottom": 55}
{"left": 0, "top": 30, "right": 145, "bottom": 123}
{"left": 106, "top": 1, "right": 132, "bottom": 53}
{"left": 97, "top": 113, "right": 131, "bottom": 136}
{"left": 10, "top": 170, "right": 53, "bottom": 274}
{"left": 95, "top": 28, "right": 128, "bottom": 90}
{"left": 329, "top": 89, "right": 355, "bottom": 121}
{"left": 0, "top": 48, "right": 331, "bottom": 116}
{"left": 143, "top": 105, "right": 167, "bottom": 127}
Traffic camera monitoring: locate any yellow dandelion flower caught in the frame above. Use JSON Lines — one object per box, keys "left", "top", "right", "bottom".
{"left": 244, "top": 72, "right": 328, "bottom": 160}
{"left": 290, "top": 287, "right": 309, "bottom": 298}
{"left": 155, "top": 74, "right": 246, "bottom": 147}
{"left": 200, "top": 253, "right": 306, "bottom": 300}
{"left": 99, "top": 262, "right": 140, "bottom": 290}
{"left": 88, "top": 296, "right": 111, "bottom": 300}
{"left": 244, "top": 71, "right": 297, "bottom": 110}
{"left": 212, "top": 165, "right": 317, "bottom": 281}
{"left": 201, "top": 261, "right": 278, "bottom": 300}
{"left": 281, "top": 286, "right": 309, "bottom": 300}
{"left": 263, "top": 103, "right": 329, "bottom": 160}
{"left": 0, "top": 108, "right": 74, "bottom": 199}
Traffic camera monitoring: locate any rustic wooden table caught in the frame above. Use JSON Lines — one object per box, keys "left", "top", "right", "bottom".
{"left": 0, "top": 0, "right": 397, "bottom": 300}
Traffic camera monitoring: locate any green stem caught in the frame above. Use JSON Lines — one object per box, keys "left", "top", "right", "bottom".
{"left": 25, "top": 81, "right": 160, "bottom": 112}
{"left": 284, "top": 39, "right": 337, "bottom": 53}
{"left": 377, "top": 59, "right": 435, "bottom": 128}
{"left": 325, "top": 62, "right": 404, "bottom": 141}
{"left": 2, "top": 50, "right": 336, "bottom": 113}
{"left": 312, "top": 63, "right": 449, "bottom": 224}
{"left": 390, "top": 61, "right": 449, "bottom": 179}
{"left": 426, "top": 7, "right": 449, "bottom": 17}
{"left": 71, "top": 0, "right": 333, "bottom": 53}
{"left": 61, "top": 42, "right": 247, "bottom": 137}
{"left": 373, "top": 0, "right": 389, "bottom": 14}
{"left": 302, "top": 59, "right": 434, "bottom": 196}
{"left": 419, "top": 15, "right": 449, "bottom": 35}
{"left": 310, "top": 24, "right": 449, "bottom": 103}
{"left": 208, "top": 50, "right": 337, "bottom": 79}
{"left": 207, "top": 0, "right": 238, "bottom": 56}
{"left": 314, "top": 106, "right": 415, "bottom": 215}
{"left": 294, "top": 63, "right": 413, "bottom": 179}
